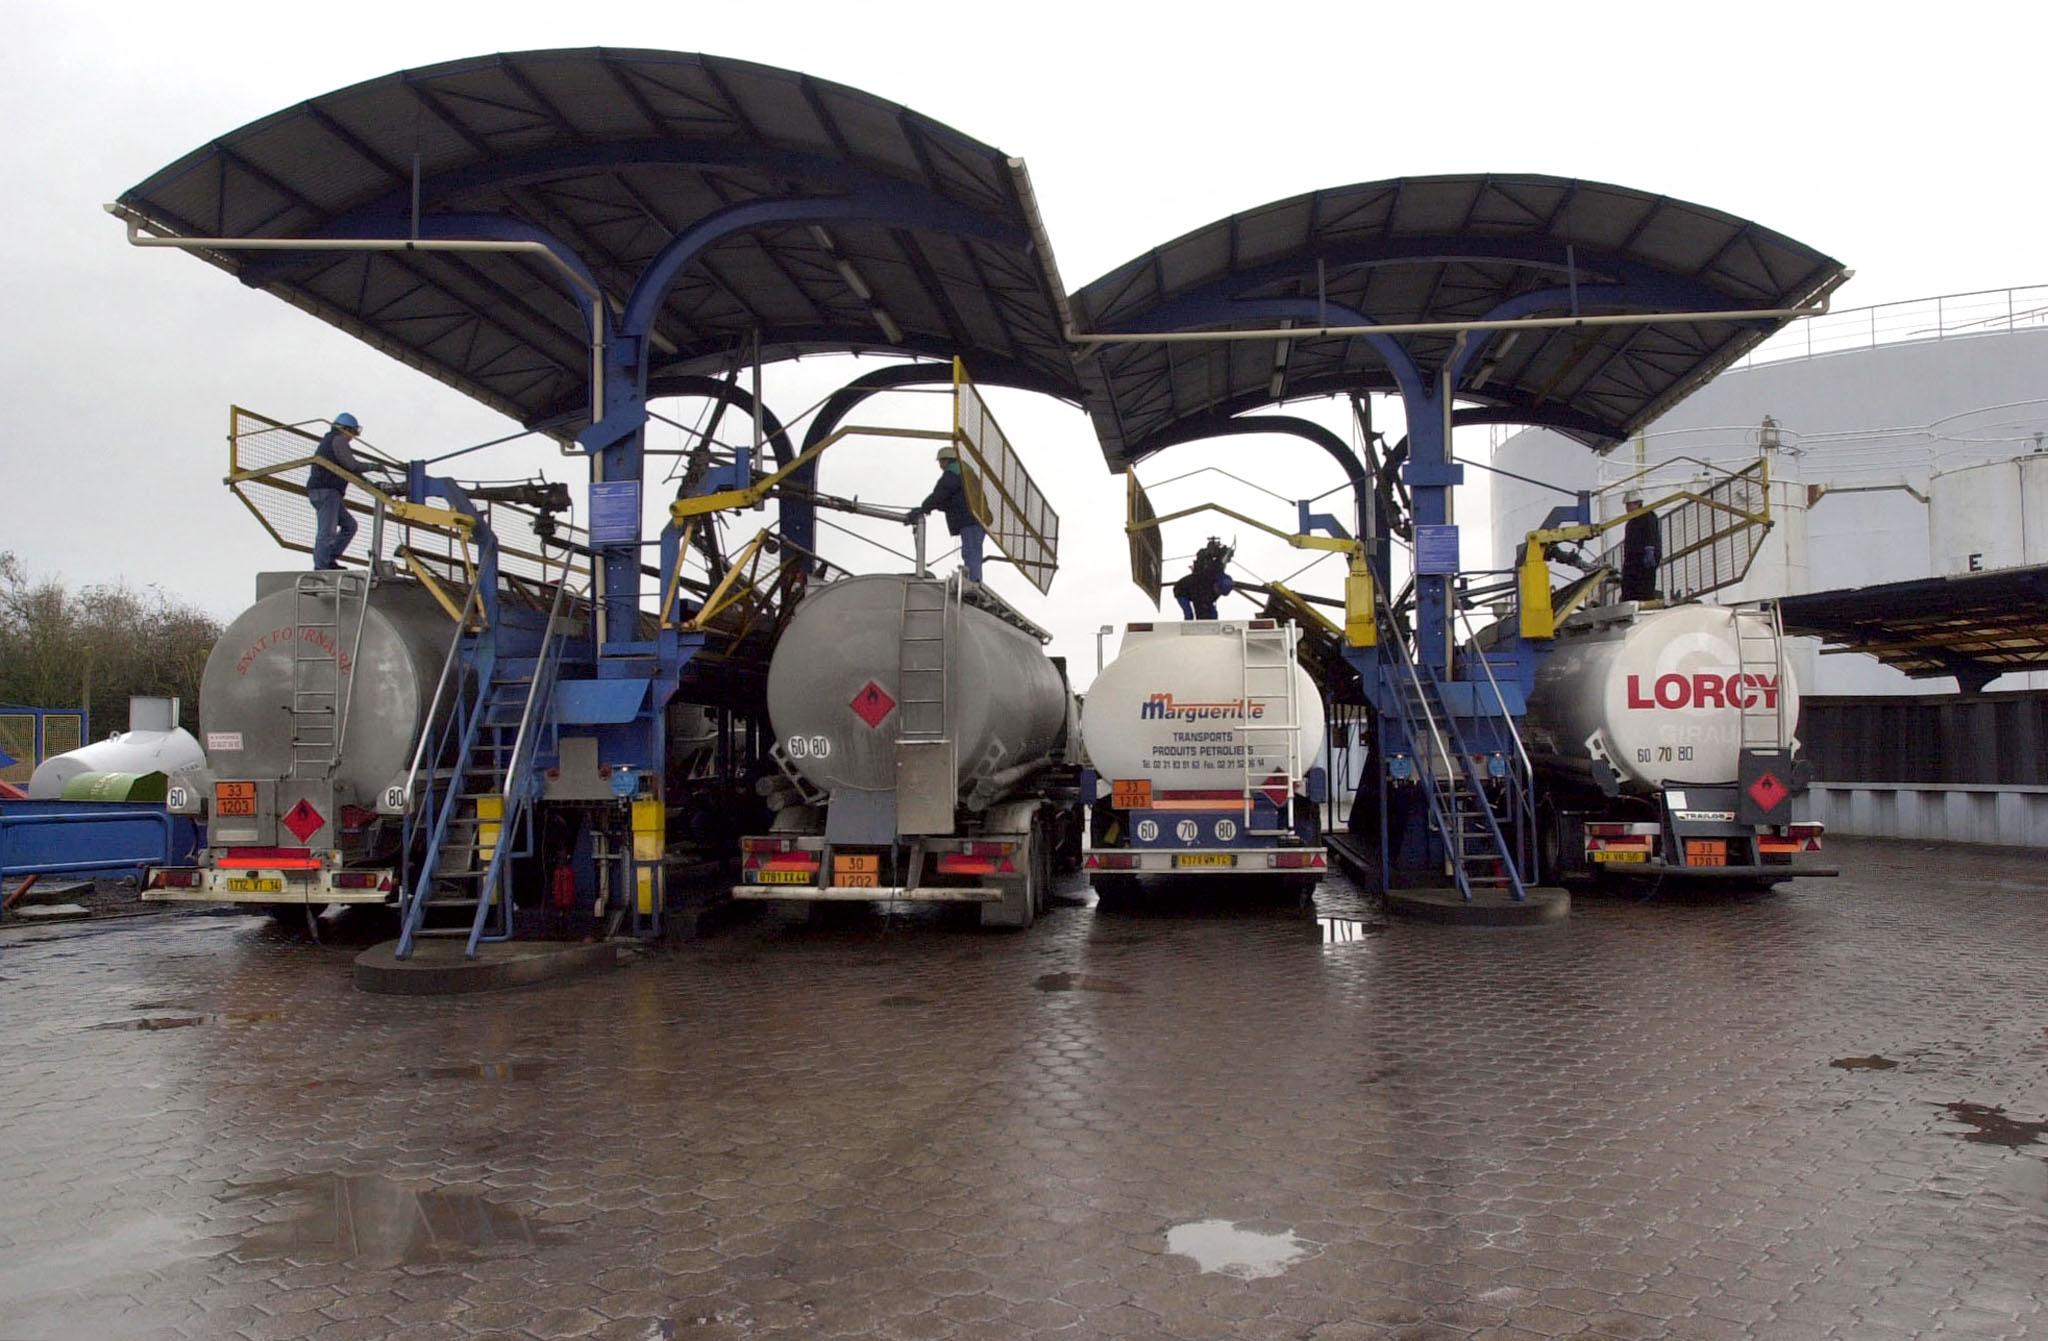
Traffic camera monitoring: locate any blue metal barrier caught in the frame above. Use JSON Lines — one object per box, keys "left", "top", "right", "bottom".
{"left": 0, "top": 802, "right": 199, "bottom": 890}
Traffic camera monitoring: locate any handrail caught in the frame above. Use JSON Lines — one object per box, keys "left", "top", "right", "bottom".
{"left": 503, "top": 551, "right": 575, "bottom": 815}
{"left": 1454, "top": 602, "right": 1535, "bottom": 786}
{"left": 402, "top": 585, "right": 481, "bottom": 811}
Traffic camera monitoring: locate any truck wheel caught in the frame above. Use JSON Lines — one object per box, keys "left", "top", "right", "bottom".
{"left": 979, "top": 832, "right": 1037, "bottom": 929}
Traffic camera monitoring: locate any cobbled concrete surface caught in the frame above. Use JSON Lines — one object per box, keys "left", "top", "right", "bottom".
{"left": 1, "top": 836, "right": 2044, "bottom": 1340}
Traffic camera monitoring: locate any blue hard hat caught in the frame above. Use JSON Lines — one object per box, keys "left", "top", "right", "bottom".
{"left": 333, "top": 412, "right": 360, "bottom": 430}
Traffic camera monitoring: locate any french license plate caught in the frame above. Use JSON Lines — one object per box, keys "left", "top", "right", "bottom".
{"left": 215, "top": 781, "right": 258, "bottom": 817}
{"left": 757, "top": 869, "right": 814, "bottom": 886}
{"left": 1177, "top": 853, "right": 1236, "bottom": 868}
{"left": 1685, "top": 840, "right": 1728, "bottom": 867}
{"left": 225, "top": 877, "right": 284, "bottom": 893}
{"left": 1593, "top": 849, "right": 1648, "bottom": 864}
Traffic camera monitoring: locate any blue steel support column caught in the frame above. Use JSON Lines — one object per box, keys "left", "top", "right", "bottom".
{"left": 1403, "top": 380, "right": 1461, "bottom": 680}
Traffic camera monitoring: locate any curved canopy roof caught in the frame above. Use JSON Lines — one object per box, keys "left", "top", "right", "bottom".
{"left": 116, "top": 49, "right": 1080, "bottom": 431}
{"left": 1071, "top": 174, "right": 1847, "bottom": 464}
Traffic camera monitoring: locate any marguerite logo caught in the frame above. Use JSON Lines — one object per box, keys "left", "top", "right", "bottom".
{"left": 1139, "top": 694, "right": 1266, "bottom": 722}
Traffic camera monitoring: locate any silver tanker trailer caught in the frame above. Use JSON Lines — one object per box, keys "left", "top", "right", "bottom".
{"left": 1519, "top": 601, "right": 1832, "bottom": 884}
{"left": 733, "top": 572, "right": 1084, "bottom": 928}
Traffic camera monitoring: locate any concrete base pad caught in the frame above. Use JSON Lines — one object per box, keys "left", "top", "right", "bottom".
{"left": 10, "top": 902, "right": 92, "bottom": 922}
{"left": 1387, "top": 885, "right": 1571, "bottom": 927}
{"left": 353, "top": 937, "right": 620, "bottom": 995}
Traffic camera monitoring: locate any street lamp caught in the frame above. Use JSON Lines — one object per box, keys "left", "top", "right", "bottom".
{"left": 1095, "top": 624, "right": 1116, "bottom": 674}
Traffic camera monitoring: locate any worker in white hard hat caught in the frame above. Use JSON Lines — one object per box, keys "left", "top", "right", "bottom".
{"left": 908, "top": 444, "right": 988, "bottom": 583}
{"left": 308, "top": 412, "right": 366, "bottom": 570}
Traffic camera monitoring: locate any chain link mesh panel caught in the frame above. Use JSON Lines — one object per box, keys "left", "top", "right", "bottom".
{"left": 1593, "top": 458, "right": 1771, "bottom": 602}
{"left": 40, "top": 713, "right": 83, "bottom": 760}
{"left": 0, "top": 714, "right": 33, "bottom": 784}
{"left": 953, "top": 367, "right": 1059, "bottom": 594}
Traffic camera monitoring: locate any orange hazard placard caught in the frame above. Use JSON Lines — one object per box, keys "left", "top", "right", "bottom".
{"left": 1110, "top": 779, "right": 1153, "bottom": 810}
{"left": 215, "top": 781, "right": 258, "bottom": 817}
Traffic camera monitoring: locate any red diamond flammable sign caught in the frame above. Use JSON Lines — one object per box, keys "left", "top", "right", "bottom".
{"left": 282, "top": 798, "right": 326, "bottom": 843}
{"left": 1747, "top": 770, "right": 1790, "bottom": 815}
{"left": 849, "top": 681, "right": 897, "bottom": 730}
{"left": 1259, "top": 771, "right": 1291, "bottom": 809}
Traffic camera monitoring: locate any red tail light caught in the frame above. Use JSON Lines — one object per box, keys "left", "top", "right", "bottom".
{"left": 1126, "top": 623, "right": 1153, "bottom": 632}
{"left": 966, "top": 841, "right": 1015, "bottom": 857}
{"left": 741, "top": 837, "right": 791, "bottom": 854}
{"left": 1091, "top": 853, "right": 1138, "bottom": 870}
{"left": 1272, "top": 852, "right": 1317, "bottom": 869}
{"left": 151, "top": 869, "right": 203, "bottom": 889}
{"left": 937, "top": 855, "right": 995, "bottom": 876}
{"left": 332, "top": 872, "right": 379, "bottom": 889}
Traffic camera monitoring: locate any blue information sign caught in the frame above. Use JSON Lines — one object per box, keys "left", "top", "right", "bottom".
{"left": 588, "top": 480, "right": 641, "bottom": 547}
{"left": 1414, "top": 524, "right": 1460, "bottom": 575}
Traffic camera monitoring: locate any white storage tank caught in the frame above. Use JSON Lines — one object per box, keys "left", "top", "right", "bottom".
{"left": 1928, "top": 453, "right": 2048, "bottom": 576}
{"left": 27, "top": 697, "right": 206, "bottom": 799}
{"left": 1083, "top": 621, "right": 1324, "bottom": 793}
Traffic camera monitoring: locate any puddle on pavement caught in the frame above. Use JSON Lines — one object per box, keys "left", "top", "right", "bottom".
{"left": 1938, "top": 1102, "right": 2048, "bottom": 1148}
{"left": 88, "top": 1011, "right": 283, "bottom": 1031}
{"left": 1034, "top": 972, "right": 1135, "bottom": 995}
{"left": 1831, "top": 1055, "right": 1899, "bottom": 1070}
{"left": 1315, "top": 915, "right": 1382, "bottom": 943}
{"left": 878, "top": 994, "right": 931, "bottom": 1008}
{"left": 412, "top": 1061, "right": 549, "bottom": 1082}
{"left": 228, "top": 1173, "right": 553, "bottom": 1265}
{"left": 1165, "top": 1219, "right": 1321, "bottom": 1279}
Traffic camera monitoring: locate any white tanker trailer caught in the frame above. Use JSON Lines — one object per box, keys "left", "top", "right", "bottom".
{"left": 1519, "top": 602, "right": 1831, "bottom": 883}
{"left": 732, "top": 573, "right": 1084, "bottom": 928}
{"left": 1080, "top": 618, "right": 1328, "bottom": 901}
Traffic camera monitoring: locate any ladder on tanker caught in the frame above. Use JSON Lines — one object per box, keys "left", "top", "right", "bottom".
{"left": 1735, "top": 603, "right": 1787, "bottom": 753}
{"left": 898, "top": 576, "right": 955, "bottom": 745}
{"left": 1380, "top": 603, "right": 1531, "bottom": 902}
{"left": 1237, "top": 622, "right": 1304, "bottom": 836}
{"left": 288, "top": 570, "right": 369, "bottom": 779}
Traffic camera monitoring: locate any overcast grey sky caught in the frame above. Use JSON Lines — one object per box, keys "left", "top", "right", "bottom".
{"left": 4, "top": 1, "right": 2043, "bottom": 681}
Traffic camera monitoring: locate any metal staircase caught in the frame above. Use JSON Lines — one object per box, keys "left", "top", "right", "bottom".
{"left": 288, "top": 570, "right": 369, "bottom": 779}
{"left": 1237, "top": 622, "right": 1304, "bottom": 836}
{"left": 1379, "top": 601, "right": 1533, "bottom": 902}
{"left": 397, "top": 574, "right": 572, "bottom": 958}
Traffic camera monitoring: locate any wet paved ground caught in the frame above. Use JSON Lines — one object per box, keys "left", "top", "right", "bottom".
{"left": 2, "top": 837, "right": 2044, "bottom": 1341}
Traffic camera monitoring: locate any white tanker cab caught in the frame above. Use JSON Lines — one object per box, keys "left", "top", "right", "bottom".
{"left": 1079, "top": 619, "right": 1329, "bottom": 902}
{"left": 732, "top": 572, "right": 1086, "bottom": 928}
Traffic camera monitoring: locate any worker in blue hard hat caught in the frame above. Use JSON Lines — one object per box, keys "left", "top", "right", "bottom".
{"left": 307, "top": 412, "right": 366, "bottom": 570}
{"left": 908, "top": 443, "right": 988, "bottom": 584}
{"left": 1174, "top": 537, "right": 1235, "bottom": 619}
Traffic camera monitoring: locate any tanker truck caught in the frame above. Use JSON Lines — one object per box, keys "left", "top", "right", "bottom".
{"left": 1519, "top": 602, "right": 1832, "bottom": 884}
{"left": 1080, "top": 618, "right": 1328, "bottom": 902}
{"left": 732, "top": 573, "right": 1085, "bottom": 928}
